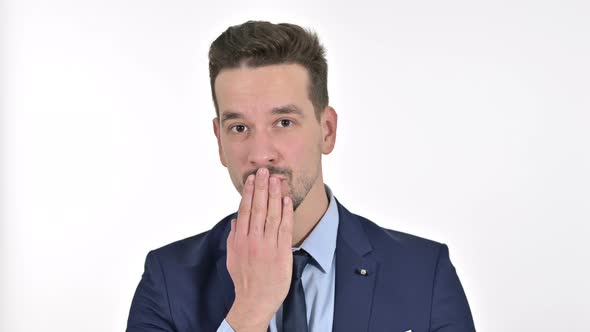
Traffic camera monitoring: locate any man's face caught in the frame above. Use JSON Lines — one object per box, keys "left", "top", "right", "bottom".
{"left": 213, "top": 63, "right": 335, "bottom": 210}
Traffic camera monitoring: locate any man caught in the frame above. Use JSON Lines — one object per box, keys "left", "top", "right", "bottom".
{"left": 127, "top": 21, "right": 476, "bottom": 332}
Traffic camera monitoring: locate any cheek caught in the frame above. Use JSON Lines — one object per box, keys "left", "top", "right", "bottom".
{"left": 223, "top": 142, "right": 248, "bottom": 164}
{"left": 281, "top": 138, "right": 304, "bottom": 158}
{"left": 221, "top": 143, "right": 249, "bottom": 181}
{"left": 284, "top": 138, "right": 321, "bottom": 170}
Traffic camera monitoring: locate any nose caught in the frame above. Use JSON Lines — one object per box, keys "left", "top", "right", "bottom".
{"left": 247, "top": 129, "right": 278, "bottom": 168}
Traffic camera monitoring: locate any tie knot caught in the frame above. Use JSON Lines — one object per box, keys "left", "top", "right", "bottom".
{"left": 292, "top": 250, "right": 311, "bottom": 279}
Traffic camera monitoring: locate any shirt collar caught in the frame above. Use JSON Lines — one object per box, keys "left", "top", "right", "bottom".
{"left": 293, "top": 184, "right": 339, "bottom": 274}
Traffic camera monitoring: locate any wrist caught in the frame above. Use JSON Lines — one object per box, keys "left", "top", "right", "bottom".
{"left": 226, "top": 301, "right": 273, "bottom": 332}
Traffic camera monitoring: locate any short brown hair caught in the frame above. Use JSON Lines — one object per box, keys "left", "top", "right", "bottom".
{"left": 208, "top": 20, "right": 329, "bottom": 120}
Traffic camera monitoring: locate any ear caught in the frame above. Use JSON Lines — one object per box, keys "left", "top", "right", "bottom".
{"left": 320, "top": 106, "right": 337, "bottom": 154}
{"left": 212, "top": 117, "right": 228, "bottom": 167}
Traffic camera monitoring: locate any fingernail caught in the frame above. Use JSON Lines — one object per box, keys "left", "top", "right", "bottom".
{"left": 258, "top": 168, "right": 268, "bottom": 177}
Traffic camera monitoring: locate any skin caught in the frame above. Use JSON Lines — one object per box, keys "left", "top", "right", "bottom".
{"left": 212, "top": 63, "right": 338, "bottom": 331}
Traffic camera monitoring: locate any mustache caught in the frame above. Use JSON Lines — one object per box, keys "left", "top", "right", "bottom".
{"left": 242, "top": 166, "right": 293, "bottom": 184}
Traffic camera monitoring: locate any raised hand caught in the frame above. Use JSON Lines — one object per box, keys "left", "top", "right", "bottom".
{"left": 225, "top": 167, "right": 294, "bottom": 332}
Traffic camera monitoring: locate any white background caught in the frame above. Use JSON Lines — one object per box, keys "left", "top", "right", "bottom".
{"left": 1, "top": 0, "right": 589, "bottom": 331}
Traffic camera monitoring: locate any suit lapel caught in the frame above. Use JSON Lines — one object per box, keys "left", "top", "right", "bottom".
{"left": 215, "top": 215, "right": 236, "bottom": 314}
{"left": 215, "top": 253, "right": 235, "bottom": 313}
{"left": 332, "top": 200, "right": 378, "bottom": 332}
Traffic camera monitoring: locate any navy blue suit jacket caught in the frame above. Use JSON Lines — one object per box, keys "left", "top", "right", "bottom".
{"left": 127, "top": 200, "right": 476, "bottom": 331}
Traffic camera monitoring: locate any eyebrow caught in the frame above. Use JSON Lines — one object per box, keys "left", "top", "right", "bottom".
{"left": 220, "top": 111, "right": 243, "bottom": 125}
{"left": 220, "top": 104, "right": 305, "bottom": 125}
{"left": 271, "top": 104, "right": 305, "bottom": 117}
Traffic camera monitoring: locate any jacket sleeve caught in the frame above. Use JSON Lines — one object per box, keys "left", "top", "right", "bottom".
{"left": 127, "top": 251, "right": 176, "bottom": 332}
{"left": 429, "top": 244, "right": 476, "bottom": 332}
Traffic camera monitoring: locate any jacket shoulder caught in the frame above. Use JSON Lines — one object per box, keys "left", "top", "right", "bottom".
{"left": 353, "top": 210, "right": 443, "bottom": 248}
{"left": 147, "top": 212, "right": 235, "bottom": 265}
{"left": 350, "top": 211, "right": 446, "bottom": 265}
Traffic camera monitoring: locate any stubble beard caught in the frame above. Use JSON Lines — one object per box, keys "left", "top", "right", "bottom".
{"left": 289, "top": 170, "right": 317, "bottom": 211}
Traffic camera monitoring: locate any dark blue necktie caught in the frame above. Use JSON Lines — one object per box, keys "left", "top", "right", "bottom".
{"left": 283, "top": 249, "right": 311, "bottom": 332}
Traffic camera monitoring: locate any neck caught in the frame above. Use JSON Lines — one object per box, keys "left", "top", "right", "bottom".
{"left": 291, "top": 176, "right": 329, "bottom": 247}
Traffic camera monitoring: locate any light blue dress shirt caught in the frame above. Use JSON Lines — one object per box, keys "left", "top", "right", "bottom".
{"left": 218, "top": 185, "right": 339, "bottom": 332}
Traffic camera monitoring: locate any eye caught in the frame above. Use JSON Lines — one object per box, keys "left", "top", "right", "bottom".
{"left": 229, "top": 124, "right": 248, "bottom": 133}
{"left": 277, "top": 119, "right": 294, "bottom": 128}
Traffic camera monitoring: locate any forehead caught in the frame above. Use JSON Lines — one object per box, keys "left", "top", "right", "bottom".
{"left": 214, "top": 63, "right": 314, "bottom": 118}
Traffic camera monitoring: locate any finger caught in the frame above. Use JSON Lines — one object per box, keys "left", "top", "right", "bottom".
{"left": 236, "top": 174, "right": 254, "bottom": 237}
{"left": 249, "top": 167, "right": 269, "bottom": 237}
{"left": 280, "top": 178, "right": 289, "bottom": 198}
{"left": 227, "top": 218, "right": 237, "bottom": 244}
{"left": 278, "top": 196, "right": 294, "bottom": 250}
{"left": 264, "top": 175, "right": 282, "bottom": 241}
